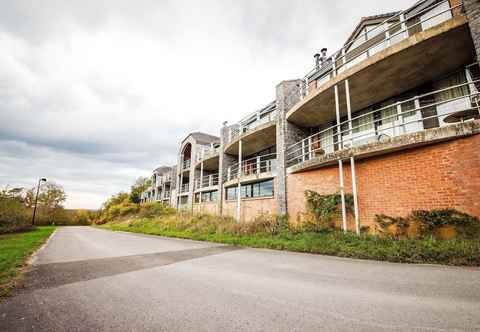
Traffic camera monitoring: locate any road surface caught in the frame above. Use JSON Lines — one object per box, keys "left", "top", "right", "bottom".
{"left": 1, "top": 226, "right": 479, "bottom": 331}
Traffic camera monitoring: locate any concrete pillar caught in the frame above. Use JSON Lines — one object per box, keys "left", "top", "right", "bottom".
{"left": 236, "top": 139, "right": 242, "bottom": 221}
{"left": 275, "top": 79, "right": 303, "bottom": 217}
{"left": 218, "top": 123, "right": 227, "bottom": 216}
{"left": 464, "top": 0, "right": 480, "bottom": 61}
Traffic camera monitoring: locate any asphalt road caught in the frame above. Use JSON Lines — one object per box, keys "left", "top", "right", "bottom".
{"left": 1, "top": 227, "right": 479, "bottom": 331}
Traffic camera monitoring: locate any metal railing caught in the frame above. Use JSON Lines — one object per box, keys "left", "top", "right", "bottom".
{"left": 194, "top": 173, "right": 219, "bottom": 189}
{"left": 182, "top": 159, "right": 191, "bottom": 170}
{"left": 196, "top": 146, "right": 220, "bottom": 162}
{"left": 226, "top": 153, "right": 277, "bottom": 181}
{"left": 287, "top": 79, "right": 480, "bottom": 167}
{"left": 301, "top": 0, "right": 462, "bottom": 97}
{"left": 180, "top": 183, "right": 190, "bottom": 193}
{"left": 226, "top": 103, "right": 277, "bottom": 144}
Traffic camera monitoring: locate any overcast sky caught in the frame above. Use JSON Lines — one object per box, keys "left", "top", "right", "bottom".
{"left": 0, "top": 0, "right": 414, "bottom": 209}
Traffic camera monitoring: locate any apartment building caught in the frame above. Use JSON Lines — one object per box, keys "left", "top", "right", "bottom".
{"left": 142, "top": 0, "right": 480, "bottom": 233}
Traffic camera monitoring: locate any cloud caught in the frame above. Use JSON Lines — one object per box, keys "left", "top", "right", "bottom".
{"left": 0, "top": 0, "right": 413, "bottom": 208}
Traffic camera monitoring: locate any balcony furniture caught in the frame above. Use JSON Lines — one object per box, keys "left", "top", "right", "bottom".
{"left": 443, "top": 108, "right": 480, "bottom": 123}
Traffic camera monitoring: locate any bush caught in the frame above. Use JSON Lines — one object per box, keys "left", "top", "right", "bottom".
{"left": 138, "top": 202, "right": 175, "bottom": 218}
{"left": 376, "top": 209, "right": 480, "bottom": 239}
{"left": 304, "top": 191, "right": 354, "bottom": 232}
{"left": 0, "top": 196, "right": 31, "bottom": 233}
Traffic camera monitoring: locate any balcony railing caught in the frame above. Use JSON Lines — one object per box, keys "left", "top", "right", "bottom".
{"left": 226, "top": 153, "right": 277, "bottom": 181}
{"left": 182, "top": 159, "right": 191, "bottom": 170}
{"left": 180, "top": 183, "right": 190, "bottom": 193}
{"left": 194, "top": 173, "right": 220, "bottom": 189}
{"left": 300, "top": 0, "right": 462, "bottom": 97}
{"left": 226, "top": 103, "right": 277, "bottom": 144}
{"left": 287, "top": 78, "right": 480, "bottom": 167}
{"left": 196, "top": 146, "right": 220, "bottom": 163}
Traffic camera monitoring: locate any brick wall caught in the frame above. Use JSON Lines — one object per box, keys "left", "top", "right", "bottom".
{"left": 287, "top": 134, "right": 480, "bottom": 230}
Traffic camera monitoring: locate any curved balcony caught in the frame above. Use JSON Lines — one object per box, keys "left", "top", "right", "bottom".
{"left": 287, "top": 0, "right": 473, "bottom": 128}
{"left": 286, "top": 78, "right": 480, "bottom": 172}
{"left": 224, "top": 102, "right": 277, "bottom": 156}
{"left": 195, "top": 146, "right": 220, "bottom": 169}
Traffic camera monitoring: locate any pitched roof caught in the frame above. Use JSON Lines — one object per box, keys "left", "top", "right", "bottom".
{"left": 187, "top": 132, "right": 220, "bottom": 144}
{"left": 344, "top": 11, "right": 401, "bottom": 48}
{"left": 153, "top": 166, "right": 172, "bottom": 174}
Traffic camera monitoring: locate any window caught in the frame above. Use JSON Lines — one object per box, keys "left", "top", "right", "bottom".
{"left": 194, "top": 193, "right": 200, "bottom": 203}
{"left": 226, "top": 186, "right": 237, "bottom": 201}
{"left": 201, "top": 190, "right": 218, "bottom": 203}
{"left": 226, "top": 180, "right": 274, "bottom": 200}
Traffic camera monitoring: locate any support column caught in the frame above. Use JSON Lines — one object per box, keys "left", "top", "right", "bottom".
{"left": 464, "top": 0, "right": 480, "bottom": 61}
{"left": 335, "top": 84, "right": 347, "bottom": 232}
{"left": 236, "top": 139, "right": 242, "bottom": 222}
{"left": 275, "top": 79, "right": 304, "bottom": 218}
{"left": 350, "top": 157, "right": 360, "bottom": 235}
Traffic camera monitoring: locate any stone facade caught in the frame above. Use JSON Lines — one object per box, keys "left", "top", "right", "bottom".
{"left": 464, "top": 0, "right": 480, "bottom": 60}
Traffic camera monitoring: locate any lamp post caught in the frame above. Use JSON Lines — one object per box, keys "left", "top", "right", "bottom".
{"left": 31, "top": 178, "right": 47, "bottom": 226}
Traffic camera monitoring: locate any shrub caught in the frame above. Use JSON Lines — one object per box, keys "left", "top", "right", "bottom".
{"left": 0, "top": 196, "right": 31, "bottom": 233}
{"left": 376, "top": 209, "right": 480, "bottom": 239}
{"left": 138, "top": 202, "right": 175, "bottom": 219}
{"left": 304, "top": 191, "right": 354, "bottom": 232}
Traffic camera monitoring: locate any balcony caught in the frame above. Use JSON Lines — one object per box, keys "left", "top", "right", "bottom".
{"left": 196, "top": 146, "right": 220, "bottom": 163}
{"left": 194, "top": 173, "right": 219, "bottom": 190}
{"left": 224, "top": 102, "right": 277, "bottom": 155}
{"left": 182, "top": 159, "right": 191, "bottom": 170}
{"left": 288, "top": 0, "right": 474, "bottom": 128}
{"left": 286, "top": 78, "right": 480, "bottom": 170}
{"left": 179, "top": 183, "right": 190, "bottom": 194}
{"left": 225, "top": 153, "right": 277, "bottom": 183}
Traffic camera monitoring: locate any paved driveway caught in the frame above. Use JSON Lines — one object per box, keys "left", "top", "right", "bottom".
{"left": 1, "top": 226, "right": 479, "bottom": 331}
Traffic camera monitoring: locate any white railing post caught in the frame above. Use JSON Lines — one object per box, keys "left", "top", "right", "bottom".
{"left": 345, "top": 80, "right": 353, "bottom": 147}
{"left": 334, "top": 85, "right": 342, "bottom": 150}
{"left": 397, "top": 102, "right": 405, "bottom": 134}
{"left": 302, "top": 140, "right": 306, "bottom": 162}
{"left": 209, "top": 174, "right": 213, "bottom": 187}
{"left": 227, "top": 167, "right": 231, "bottom": 181}
{"left": 308, "top": 137, "right": 312, "bottom": 159}
{"left": 400, "top": 13, "right": 408, "bottom": 38}
{"left": 257, "top": 156, "right": 261, "bottom": 174}
{"left": 237, "top": 139, "right": 243, "bottom": 222}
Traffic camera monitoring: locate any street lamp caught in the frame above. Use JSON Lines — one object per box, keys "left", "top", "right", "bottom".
{"left": 31, "top": 178, "right": 47, "bottom": 226}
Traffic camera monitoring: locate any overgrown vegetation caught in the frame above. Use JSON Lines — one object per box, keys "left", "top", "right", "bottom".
{"left": 95, "top": 188, "right": 480, "bottom": 266}
{"left": 98, "top": 213, "right": 480, "bottom": 266}
{"left": 304, "top": 191, "right": 354, "bottom": 232}
{"left": 0, "top": 226, "right": 56, "bottom": 297}
{"left": 376, "top": 208, "right": 480, "bottom": 239}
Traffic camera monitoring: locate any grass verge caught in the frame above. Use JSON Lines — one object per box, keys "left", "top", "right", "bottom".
{"left": 0, "top": 226, "right": 56, "bottom": 297}
{"left": 97, "top": 218, "right": 480, "bottom": 266}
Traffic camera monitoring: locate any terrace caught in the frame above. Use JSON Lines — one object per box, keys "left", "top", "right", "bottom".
{"left": 225, "top": 153, "right": 277, "bottom": 184}
{"left": 288, "top": 0, "right": 473, "bottom": 128}
{"left": 224, "top": 102, "right": 277, "bottom": 155}
{"left": 286, "top": 69, "right": 480, "bottom": 170}
{"left": 194, "top": 173, "right": 220, "bottom": 191}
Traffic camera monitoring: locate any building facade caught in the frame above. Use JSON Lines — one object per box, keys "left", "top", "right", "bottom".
{"left": 142, "top": 0, "right": 480, "bottom": 232}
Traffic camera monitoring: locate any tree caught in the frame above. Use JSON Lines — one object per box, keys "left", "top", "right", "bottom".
{"left": 25, "top": 182, "right": 67, "bottom": 225}
{"left": 129, "top": 177, "right": 151, "bottom": 203}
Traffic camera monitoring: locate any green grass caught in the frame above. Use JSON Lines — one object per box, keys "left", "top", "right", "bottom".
{"left": 98, "top": 219, "right": 480, "bottom": 266}
{"left": 0, "top": 226, "right": 56, "bottom": 297}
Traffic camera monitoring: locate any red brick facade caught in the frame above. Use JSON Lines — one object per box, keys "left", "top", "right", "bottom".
{"left": 287, "top": 134, "right": 480, "bottom": 230}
